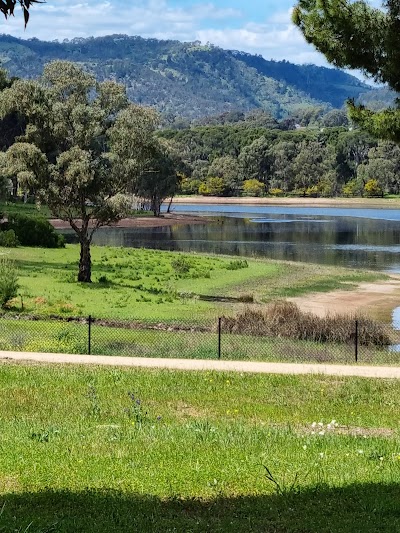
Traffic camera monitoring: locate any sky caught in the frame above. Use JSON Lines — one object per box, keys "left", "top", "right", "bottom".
{"left": 0, "top": 0, "right": 333, "bottom": 67}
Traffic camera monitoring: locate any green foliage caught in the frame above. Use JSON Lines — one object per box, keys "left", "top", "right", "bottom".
{"left": 0, "top": 61, "right": 159, "bottom": 281}
{"left": 0, "top": 229, "right": 18, "bottom": 247}
{"left": 198, "top": 177, "right": 227, "bottom": 196}
{"left": 3, "top": 214, "right": 64, "bottom": 248}
{"left": 179, "top": 177, "right": 200, "bottom": 194}
{"left": 242, "top": 179, "right": 265, "bottom": 197}
{"left": 364, "top": 179, "right": 383, "bottom": 198}
{"left": 171, "top": 256, "right": 191, "bottom": 275}
{"left": 0, "top": 258, "right": 18, "bottom": 308}
{"left": 226, "top": 259, "right": 249, "bottom": 271}
{"left": 269, "top": 188, "right": 284, "bottom": 197}
{"left": 293, "top": 1, "right": 400, "bottom": 144}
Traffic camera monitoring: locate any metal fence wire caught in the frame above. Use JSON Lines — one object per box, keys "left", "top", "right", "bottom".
{"left": 0, "top": 314, "right": 399, "bottom": 365}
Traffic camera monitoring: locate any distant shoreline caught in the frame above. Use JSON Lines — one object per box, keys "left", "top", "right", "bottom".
{"left": 172, "top": 196, "right": 400, "bottom": 209}
{"left": 171, "top": 196, "right": 400, "bottom": 208}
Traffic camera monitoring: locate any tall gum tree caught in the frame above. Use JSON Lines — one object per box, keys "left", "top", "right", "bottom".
{"left": 292, "top": 1, "right": 400, "bottom": 143}
{"left": 0, "top": 61, "right": 158, "bottom": 282}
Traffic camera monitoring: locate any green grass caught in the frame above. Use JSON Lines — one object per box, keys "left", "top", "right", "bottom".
{"left": 0, "top": 316, "right": 397, "bottom": 365}
{"left": 1, "top": 364, "right": 400, "bottom": 531}
{"left": 0, "top": 201, "right": 51, "bottom": 219}
{"left": 3, "top": 245, "right": 386, "bottom": 323}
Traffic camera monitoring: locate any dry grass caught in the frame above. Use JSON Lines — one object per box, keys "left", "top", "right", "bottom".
{"left": 222, "top": 301, "right": 392, "bottom": 347}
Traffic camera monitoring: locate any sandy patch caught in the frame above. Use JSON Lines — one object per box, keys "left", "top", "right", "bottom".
{"left": 288, "top": 277, "right": 400, "bottom": 320}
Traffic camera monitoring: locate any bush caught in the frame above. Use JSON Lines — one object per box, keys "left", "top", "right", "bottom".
{"left": 0, "top": 229, "right": 19, "bottom": 247}
{"left": 242, "top": 179, "right": 265, "bottom": 197}
{"left": 269, "top": 188, "right": 284, "bottom": 197}
{"left": 171, "top": 256, "right": 191, "bottom": 275}
{"left": 222, "top": 300, "right": 391, "bottom": 347}
{"left": 3, "top": 214, "right": 65, "bottom": 248}
{"left": 226, "top": 259, "right": 248, "bottom": 270}
{"left": 0, "top": 258, "right": 19, "bottom": 308}
{"left": 364, "top": 179, "right": 384, "bottom": 198}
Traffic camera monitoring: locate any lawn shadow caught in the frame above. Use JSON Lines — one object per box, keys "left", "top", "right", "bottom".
{"left": 1, "top": 482, "right": 400, "bottom": 532}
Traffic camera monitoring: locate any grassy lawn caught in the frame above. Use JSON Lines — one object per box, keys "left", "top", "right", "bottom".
{"left": 3, "top": 245, "right": 386, "bottom": 323}
{"left": 1, "top": 363, "right": 400, "bottom": 531}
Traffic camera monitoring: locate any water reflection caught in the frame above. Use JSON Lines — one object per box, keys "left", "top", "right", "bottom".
{"left": 60, "top": 208, "right": 400, "bottom": 271}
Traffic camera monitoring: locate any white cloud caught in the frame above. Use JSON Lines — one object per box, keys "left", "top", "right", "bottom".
{"left": 196, "top": 9, "right": 329, "bottom": 66}
{"left": 0, "top": 1, "right": 336, "bottom": 68}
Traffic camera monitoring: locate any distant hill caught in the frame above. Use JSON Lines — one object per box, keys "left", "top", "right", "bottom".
{"left": 0, "top": 33, "right": 379, "bottom": 120}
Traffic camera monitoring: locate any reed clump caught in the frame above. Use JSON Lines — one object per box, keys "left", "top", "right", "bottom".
{"left": 222, "top": 300, "right": 392, "bottom": 347}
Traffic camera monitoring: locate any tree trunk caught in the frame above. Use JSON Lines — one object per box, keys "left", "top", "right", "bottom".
{"left": 167, "top": 196, "right": 174, "bottom": 213}
{"left": 152, "top": 197, "right": 161, "bottom": 217}
{"left": 78, "top": 238, "right": 92, "bottom": 283}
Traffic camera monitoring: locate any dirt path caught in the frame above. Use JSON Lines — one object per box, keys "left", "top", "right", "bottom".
{"left": 2, "top": 351, "right": 400, "bottom": 379}
{"left": 288, "top": 276, "right": 400, "bottom": 320}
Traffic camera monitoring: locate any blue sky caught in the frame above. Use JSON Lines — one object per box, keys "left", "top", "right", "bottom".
{"left": 0, "top": 1, "right": 347, "bottom": 67}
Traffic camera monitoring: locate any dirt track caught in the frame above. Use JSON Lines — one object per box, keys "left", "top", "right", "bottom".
{"left": 2, "top": 351, "right": 400, "bottom": 379}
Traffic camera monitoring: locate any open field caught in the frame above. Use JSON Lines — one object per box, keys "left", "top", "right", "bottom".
{"left": 1, "top": 363, "right": 400, "bottom": 532}
{"left": 4, "top": 245, "right": 386, "bottom": 322}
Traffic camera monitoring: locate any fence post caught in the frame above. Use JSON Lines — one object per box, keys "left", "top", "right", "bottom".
{"left": 355, "top": 319, "right": 358, "bottom": 363}
{"left": 88, "top": 315, "right": 92, "bottom": 355}
{"left": 218, "top": 317, "right": 222, "bottom": 360}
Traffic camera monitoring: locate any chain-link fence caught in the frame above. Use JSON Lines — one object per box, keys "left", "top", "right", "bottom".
{"left": 0, "top": 313, "right": 399, "bottom": 365}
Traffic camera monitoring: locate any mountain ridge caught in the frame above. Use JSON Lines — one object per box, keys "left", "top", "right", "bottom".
{"left": 0, "top": 33, "right": 391, "bottom": 120}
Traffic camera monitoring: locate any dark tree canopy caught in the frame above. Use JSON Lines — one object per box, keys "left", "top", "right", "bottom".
{"left": 292, "top": 1, "right": 400, "bottom": 143}
{"left": 1, "top": 0, "right": 41, "bottom": 25}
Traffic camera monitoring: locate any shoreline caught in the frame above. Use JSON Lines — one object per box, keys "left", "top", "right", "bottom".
{"left": 171, "top": 196, "right": 400, "bottom": 208}
{"left": 50, "top": 213, "right": 208, "bottom": 230}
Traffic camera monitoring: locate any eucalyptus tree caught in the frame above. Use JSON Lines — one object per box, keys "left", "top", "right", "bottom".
{"left": 134, "top": 139, "right": 183, "bottom": 217}
{"left": 0, "top": 61, "right": 158, "bottom": 282}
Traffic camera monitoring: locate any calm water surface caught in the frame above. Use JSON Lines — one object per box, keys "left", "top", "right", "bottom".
{"left": 61, "top": 204, "right": 400, "bottom": 272}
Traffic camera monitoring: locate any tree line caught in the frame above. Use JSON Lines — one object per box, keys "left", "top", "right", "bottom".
{"left": 161, "top": 123, "right": 400, "bottom": 198}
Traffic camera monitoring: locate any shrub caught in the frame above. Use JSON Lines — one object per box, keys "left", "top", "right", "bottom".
{"left": 0, "top": 258, "right": 19, "bottom": 308}
{"left": 2, "top": 214, "right": 65, "bottom": 248}
{"left": 364, "top": 179, "right": 384, "bottom": 198}
{"left": 222, "top": 300, "right": 391, "bottom": 347}
{"left": 226, "top": 259, "right": 248, "bottom": 270}
{"left": 242, "top": 179, "right": 265, "bottom": 197}
{"left": 198, "top": 177, "right": 227, "bottom": 196}
{"left": 269, "top": 188, "right": 284, "bottom": 197}
{"left": 171, "top": 256, "right": 191, "bottom": 275}
{"left": 0, "top": 229, "right": 19, "bottom": 247}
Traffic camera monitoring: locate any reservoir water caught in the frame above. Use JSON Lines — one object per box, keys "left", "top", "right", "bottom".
{"left": 61, "top": 204, "right": 400, "bottom": 272}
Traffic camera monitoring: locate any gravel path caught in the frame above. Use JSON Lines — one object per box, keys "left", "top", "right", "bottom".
{"left": 2, "top": 351, "right": 400, "bottom": 379}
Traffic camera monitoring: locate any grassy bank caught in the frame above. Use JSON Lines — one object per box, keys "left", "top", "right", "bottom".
{"left": 5, "top": 245, "right": 385, "bottom": 322}
{"left": 1, "top": 363, "right": 400, "bottom": 532}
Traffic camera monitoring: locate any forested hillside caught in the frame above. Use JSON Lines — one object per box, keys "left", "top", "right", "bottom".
{"left": 0, "top": 33, "right": 378, "bottom": 120}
